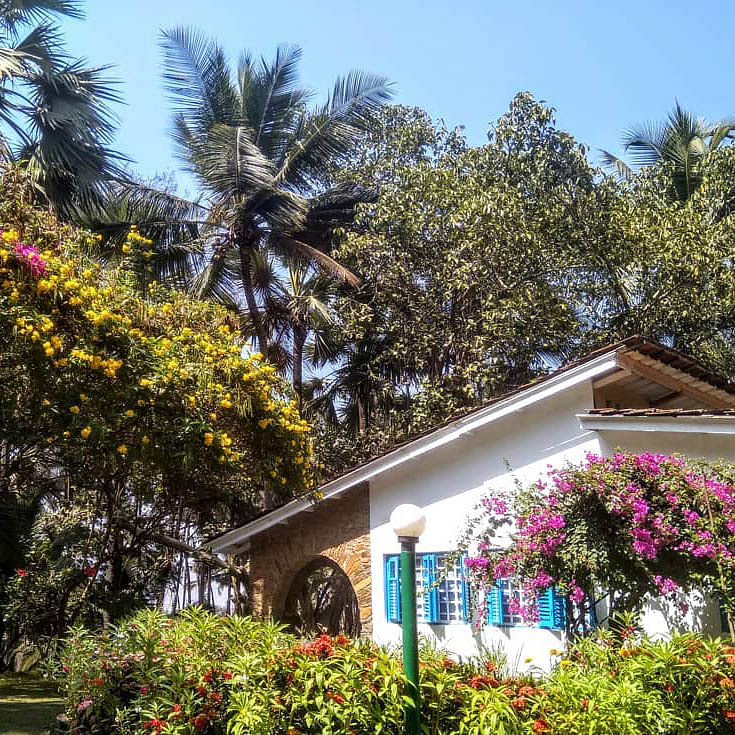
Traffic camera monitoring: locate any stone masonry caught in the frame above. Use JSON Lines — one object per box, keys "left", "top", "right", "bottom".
{"left": 248, "top": 483, "right": 372, "bottom": 635}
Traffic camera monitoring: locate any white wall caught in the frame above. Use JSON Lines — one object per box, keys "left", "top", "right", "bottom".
{"left": 368, "top": 383, "right": 732, "bottom": 667}
{"left": 369, "top": 380, "right": 600, "bottom": 666}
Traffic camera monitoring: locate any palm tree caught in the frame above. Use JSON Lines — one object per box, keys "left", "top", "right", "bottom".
{"left": 247, "top": 257, "right": 334, "bottom": 404}
{"left": 126, "top": 29, "right": 391, "bottom": 355}
{"left": 0, "top": 1, "right": 123, "bottom": 214}
{"left": 601, "top": 102, "right": 735, "bottom": 201}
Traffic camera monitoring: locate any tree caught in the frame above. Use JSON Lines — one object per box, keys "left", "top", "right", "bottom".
{"left": 124, "top": 29, "right": 391, "bottom": 360}
{"left": 0, "top": 167, "right": 313, "bottom": 658}
{"left": 0, "top": 1, "right": 122, "bottom": 214}
{"left": 601, "top": 101, "right": 735, "bottom": 201}
{"left": 464, "top": 452, "right": 735, "bottom": 640}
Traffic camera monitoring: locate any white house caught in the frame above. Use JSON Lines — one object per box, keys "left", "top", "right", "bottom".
{"left": 210, "top": 337, "right": 735, "bottom": 666}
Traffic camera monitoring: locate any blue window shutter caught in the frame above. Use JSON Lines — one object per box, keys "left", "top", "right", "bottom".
{"left": 385, "top": 555, "right": 401, "bottom": 623}
{"left": 537, "top": 587, "right": 555, "bottom": 629}
{"left": 421, "top": 553, "right": 439, "bottom": 623}
{"left": 487, "top": 580, "right": 504, "bottom": 626}
{"left": 460, "top": 555, "right": 471, "bottom": 622}
{"left": 553, "top": 590, "right": 567, "bottom": 630}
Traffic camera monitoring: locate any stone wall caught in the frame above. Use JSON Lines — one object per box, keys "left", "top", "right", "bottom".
{"left": 248, "top": 483, "right": 372, "bottom": 635}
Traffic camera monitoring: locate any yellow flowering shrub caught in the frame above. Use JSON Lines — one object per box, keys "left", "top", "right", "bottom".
{"left": 0, "top": 168, "right": 314, "bottom": 517}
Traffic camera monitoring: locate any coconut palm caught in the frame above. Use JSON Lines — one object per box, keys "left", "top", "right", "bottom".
{"left": 247, "top": 257, "right": 335, "bottom": 403}
{"left": 0, "top": 1, "right": 123, "bottom": 214}
{"left": 123, "top": 29, "right": 391, "bottom": 355}
{"left": 601, "top": 102, "right": 735, "bottom": 201}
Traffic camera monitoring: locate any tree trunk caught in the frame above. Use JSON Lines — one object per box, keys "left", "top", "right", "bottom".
{"left": 237, "top": 242, "right": 268, "bottom": 354}
{"left": 292, "top": 324, "right": 306, "bottom": 407}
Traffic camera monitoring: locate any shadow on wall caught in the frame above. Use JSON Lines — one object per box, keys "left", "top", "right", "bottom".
{"left": 644, "top": 590, "right": 724, "bottom": 637}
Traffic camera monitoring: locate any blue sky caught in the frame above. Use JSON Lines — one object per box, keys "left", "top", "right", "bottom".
{"left": 62, "top": 0, "right": 733, "bottom": 195}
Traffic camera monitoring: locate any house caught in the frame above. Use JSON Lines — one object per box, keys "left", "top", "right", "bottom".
{"left": 210, "top": 337, "right": 735, "bottom": 665}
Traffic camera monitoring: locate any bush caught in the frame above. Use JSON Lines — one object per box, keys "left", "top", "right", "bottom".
{"left": 56, "top": 608, "right": 735, "bottom": 735}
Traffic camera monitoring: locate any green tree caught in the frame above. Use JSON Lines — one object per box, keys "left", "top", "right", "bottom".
{"left": 122, "top": 29, "right": 390, "bottom": 360}
{"left": 0, "top": 1, "right": 122, "bottom": 214}
{"left": 601, "top": 101, "right": 735, "bottom": 201}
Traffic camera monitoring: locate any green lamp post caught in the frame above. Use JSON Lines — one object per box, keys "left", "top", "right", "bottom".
{"left": 390, "top": 503, "right": 427, "bottom": 735}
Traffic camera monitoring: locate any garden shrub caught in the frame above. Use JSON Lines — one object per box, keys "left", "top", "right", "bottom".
{"left": 56, "top": 607, "right": 735, "bottom": 734}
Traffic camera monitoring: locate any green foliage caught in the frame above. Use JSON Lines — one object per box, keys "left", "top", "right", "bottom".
{"left": 308, "top": 96, "right": 735, "bottom": 477}
{"left": 57, "top": 608, "right": 735, "bottom": 735}
{"left": 0, "top": 167, "right": 314, "bottom": 663}
{"left": 465, "top": 452, "right": 735, "bottom": 636}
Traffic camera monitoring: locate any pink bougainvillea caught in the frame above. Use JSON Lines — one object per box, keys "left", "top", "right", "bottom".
{"left": 465, "top": 452, "right": 735, "bottom": 632}
{"left": 13, "top": 240, "right": 47, "bottom": 277}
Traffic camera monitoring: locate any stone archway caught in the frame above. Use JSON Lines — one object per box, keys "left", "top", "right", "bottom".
{"left": 282, "top": 556, "right": 361, "bottom": 637}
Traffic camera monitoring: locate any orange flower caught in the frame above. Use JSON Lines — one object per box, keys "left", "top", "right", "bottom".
{"left": 532, "top": 719, "right": 550, "bottom": 733}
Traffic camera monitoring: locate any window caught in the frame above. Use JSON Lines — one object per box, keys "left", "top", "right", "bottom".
{"left": 487, "top": 578, "right": 566, "bottom": 630}
{"left": 384, "top": 553, "right": 469, "bottom": 624}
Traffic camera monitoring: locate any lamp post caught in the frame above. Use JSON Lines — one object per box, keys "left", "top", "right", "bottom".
{"left": 390, "top": 503, "right": 426, "bottom": 735}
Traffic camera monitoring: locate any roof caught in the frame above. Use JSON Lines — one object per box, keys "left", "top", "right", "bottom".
{"left": 587, "top": 407, "right": 735, "bottom": 418}
{"left": 209, "top": 337, "right": 735, "bottom": 552}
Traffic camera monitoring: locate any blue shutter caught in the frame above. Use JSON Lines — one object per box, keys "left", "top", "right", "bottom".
{"left": 385, "top": 555, "right": 401, "bottom": 623}
{"left": 460, "top": 555, "right": 471, "bottom": 623}
{"left": 421, "top": 553, "right": 439, "bottom": 623}
{"left": 553, "top": 590, "right": 567, "bottom": 630}
{"left": 537, "top": 587, "right": 555, "bottom": 629}
{"left": 487, "top": 580, "right": 504, "bottom": 626}
{"left": 538, "top": 588, "right": 566, "bottom": 630}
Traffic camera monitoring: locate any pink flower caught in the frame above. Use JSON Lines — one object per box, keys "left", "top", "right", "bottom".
{"left": 77, "top": 699, "right": 92, "bottom": 714}
{"left": 14, "top": 242, "right": 47, "bottom": 277}
{"left": 16, "top": 569, "right": 28, "bottom": 577}
{"left": 653, "top": 576, "right": 679, "bottom": 596}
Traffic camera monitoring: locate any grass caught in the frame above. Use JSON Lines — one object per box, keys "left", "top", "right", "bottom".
{"left": 0, "top": 675, "right": 62, "bottom": 735}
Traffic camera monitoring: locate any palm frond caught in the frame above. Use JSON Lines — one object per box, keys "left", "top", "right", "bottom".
{"left": 186, "top": 122, "right": 275, "bottom": 197}
{"left": 160, "top": 27, "right": 239, "bottom": 138}
{"left": 274, "top": 71, "right": 392, "bottom": 189}
{"left": 599, "top": 149, "right": 635, "bottom": 181}
{"left": 0, "top": 0, "right": 82, "bottom": 36}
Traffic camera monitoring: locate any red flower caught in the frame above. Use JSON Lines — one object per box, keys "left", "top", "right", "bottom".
{"left": 533, "top": 719, "right": 551, "bottom": 733}
{"left": 83, "top": 566, "right": 97, "bottom": 578}
{"left": 209, "top": 691, "right": 222, "bottom": 703}
{"left": 725, "top": 710, "right": 735, "bottom": 721}
{"left": 16, "top": 569, "right": 28, "bottom": 577}
{"left": 193, "top": 714, "right": 209, "bottom": 730}
{"left": 90, "top": 678, "right": 104, "bottom": 687}
{"left": 140, "top": 686, "right": 149, "bottom": 695}
{"left": 222, "top": 671, "right": 233, "bottom": 680}
{"left": 203, "top": 670, "right": 214, "bottom": 683}
{"left": 170, "top": 704, "right": 183, "bottom": 719}
{"left": 197, "top": 685, "right": 208, "bottom": 698}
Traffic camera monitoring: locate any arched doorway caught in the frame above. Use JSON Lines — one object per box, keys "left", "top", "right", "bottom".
{"left": 283, "top": 556, "right": 361, "bottom": 637}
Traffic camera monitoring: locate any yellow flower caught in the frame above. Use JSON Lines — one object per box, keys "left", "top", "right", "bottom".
{"left": 139, "top": 378, "right": 152, "bottom": 387}
{"left": 203, "top": 432, "right": 214, "bottom": 447}
{"left": 141, "top": 436, "right": 150, "bottom": 445}
{"left": 117, "top": 444, "right": 128, "bottom": 455}
{"left": 124, "top": 410, "right": 134, "bottom": 418}
{"left": 121, "top": 244, "right": 131, "bottom": 254}
{"left": 80, "top": 426, "right": 92, "bottom": 439}
{"left": 79, "top": 393, "right": 87, "bottom": 401}
{"left": 42, "top": 399, "right": 50, "bottom": 407}
{"left": 560, "top": 660, "right": 573, "bottom": 668}
{"left": 209, "top": 412, "right": 217, "bottom": 421}
{"left": 69, "top": 405, "right": 80, "bottom": 414}
{"left": 220, "top": 399, "right": 232, "bottom": 409}
{"left": 258, "top": 418, "right": 272, "bottom": 429}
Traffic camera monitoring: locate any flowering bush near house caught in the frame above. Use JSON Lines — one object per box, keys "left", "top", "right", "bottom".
{"left": 0, "top": 167, "right": 314, "bottom": 655}
{"left": 57, "top": 607, "right": 735, "bottom": 735}
{"left": 465, "top": 452, "right": 735, "bottom": 635}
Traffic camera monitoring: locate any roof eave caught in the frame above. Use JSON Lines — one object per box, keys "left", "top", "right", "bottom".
{"left": 210, "top": 349, "right": 620, "bottom": 553}
{"left": 578, "top": 413, "right": 735, "bottom": 434}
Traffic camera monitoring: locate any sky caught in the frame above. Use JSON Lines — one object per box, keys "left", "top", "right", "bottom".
{"left": 61, "top": 0, "right": 734, "bottom": 195}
